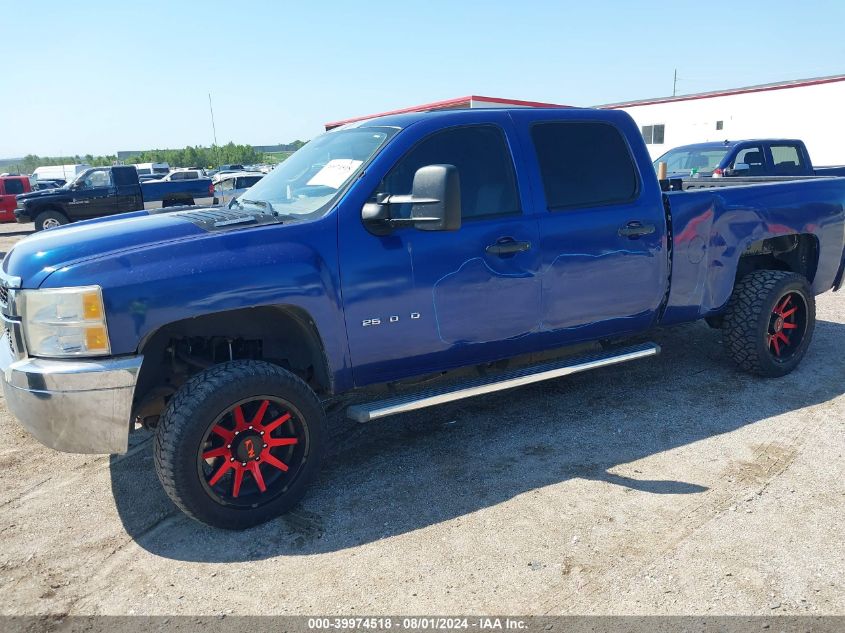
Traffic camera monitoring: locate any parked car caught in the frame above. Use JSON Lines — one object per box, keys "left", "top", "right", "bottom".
{"left": 0, "top": 175, "right": 33, "bottom": 222}
{"left": 2, "top": 108, "right": 845, "bottom": 529}
{"left": 653, "top": 139, "right": 845, "bottom": 179}
{"left": 13, "top": 166, "right": 216, "bottom": 230}
{"left": 133, "top": 162, "right": 170, "bottom": 176}
{"left": 212, "top": 171, "right": 264, "bottom": 206}
{"left": 32, "top": 164, "right": 90, "bottom": 183}
{"left": 33, "top": 180, "right": 62, "bottom": 190}
{"left": 155, "top": 168, "right": 207, "bottom": 181}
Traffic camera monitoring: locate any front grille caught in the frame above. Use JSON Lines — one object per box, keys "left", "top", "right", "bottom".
{"left": 0, "top": 285, "right": 8, "bottom": 310}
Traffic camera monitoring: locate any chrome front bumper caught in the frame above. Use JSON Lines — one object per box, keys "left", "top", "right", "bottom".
{"left": 0, "top": 324, "right": 143, "bottom": 454}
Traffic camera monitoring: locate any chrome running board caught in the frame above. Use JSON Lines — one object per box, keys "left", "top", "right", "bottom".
{"left": 346, "top": 342, "right": 660, "bottom": 423}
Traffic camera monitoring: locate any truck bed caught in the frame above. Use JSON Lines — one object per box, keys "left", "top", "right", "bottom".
{"left": 140, "top": 178, "right": 214, "bottom": 208}
{"left": 661, "top": 177, "right": 845, "bottom": 325}
{"left": 663, "top": 175, "right": 837, "bottom": 190}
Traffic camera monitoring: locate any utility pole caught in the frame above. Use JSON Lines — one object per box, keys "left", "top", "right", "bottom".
{"left": 673, "top": 69, "right": 678, "bottom": 97}
{"left": 208, "top": 93, "right": 220, "bottom": 167}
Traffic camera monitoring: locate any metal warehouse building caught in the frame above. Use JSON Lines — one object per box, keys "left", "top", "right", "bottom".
{"left": 323, "top": 74, "right": 845, "bottom": 167}
{"left": 602, "top": 74, "right": 845, "bottom": 165}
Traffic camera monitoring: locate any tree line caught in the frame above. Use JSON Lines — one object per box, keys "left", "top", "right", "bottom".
{"left": 0, "top": 140, "right": 308, "bottom": 175}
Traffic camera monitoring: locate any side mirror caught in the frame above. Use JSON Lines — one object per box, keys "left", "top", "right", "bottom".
{"left": 362, "top": 164, "right": 461, "bottom": 234}
{"left": 728, "top": 163, "right": 750, "bottom": 176}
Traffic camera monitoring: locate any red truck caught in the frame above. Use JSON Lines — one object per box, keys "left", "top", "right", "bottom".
{"left": 0, "top": 176, "right": 32, "bottom": 222}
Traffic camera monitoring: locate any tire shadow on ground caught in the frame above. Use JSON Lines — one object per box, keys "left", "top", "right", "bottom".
{"left": 109, "top": 318, "right": 845, "bottom": 561}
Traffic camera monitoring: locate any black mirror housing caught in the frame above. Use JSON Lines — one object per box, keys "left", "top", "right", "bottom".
{"left": 361, "top": 164, "right": 461, "bottom": 234}
{"left": 410, "top": 164, "right": 461, "bottom": 231}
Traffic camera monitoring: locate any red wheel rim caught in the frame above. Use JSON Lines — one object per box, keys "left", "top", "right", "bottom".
{"left": 198, "top": 396, "right": 309, "bottom": 507}
{"left": 766, "top": 291, "right": 807, "bottom": 362}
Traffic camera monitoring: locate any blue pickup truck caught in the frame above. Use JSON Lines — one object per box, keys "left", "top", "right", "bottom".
{"left": 2, "top": 108, "right": 845, "bottom": 529}
{"left": 654, "top": 138, "right": 845, "bottom": 180}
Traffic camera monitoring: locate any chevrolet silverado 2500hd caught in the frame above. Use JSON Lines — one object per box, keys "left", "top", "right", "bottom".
{"left": 2, "top": 108, "right": 845, "bottom": 529}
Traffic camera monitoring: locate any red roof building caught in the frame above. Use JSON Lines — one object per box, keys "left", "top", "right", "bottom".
{"left": 324, "top": 95, "right": 569, "bottom": 130}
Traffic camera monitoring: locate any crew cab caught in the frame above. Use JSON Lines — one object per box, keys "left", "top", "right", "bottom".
{"left": 0, "top": 175, "right": 33, "bottom": 222}
{"left": 654, "top": 139, "right": 845, "bottom": 179}
{"left": 13, "top": 166, "right": 216, "bottom": 230}
{"left": 2, "top": 108, "right": 844, "bottom": 529}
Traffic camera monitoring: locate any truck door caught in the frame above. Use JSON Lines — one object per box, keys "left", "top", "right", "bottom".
{"left": 69, "top": 168, "right": 118, "bottom": 218}
{"left": 114, "top": 166, "right": 143, "bottom": 212}
{"left": 338, "top": 119, "right": 542, "bottom": 386}
{"left": 511, "top": 112, "right": 668, "bottom": 344}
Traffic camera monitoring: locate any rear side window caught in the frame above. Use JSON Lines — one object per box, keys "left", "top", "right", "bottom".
{"left": 113, "top": 168, "right": 137, "bottom": 186}
{"left": 769, "top": 144, "right": 804, "bottom": 174}
{"left": 236, "top": 176, "right": 262, "bottom": 188}
{"left": 3, "top": 179, "right": 25, "bottom": 195}
{"left": 377, "top": 125, "right": 520, "bottom": 220}
{"left": 531, "top": 121, "right": 638, "bottom": 210}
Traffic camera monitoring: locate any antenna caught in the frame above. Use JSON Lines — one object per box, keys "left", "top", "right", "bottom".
{"left": 673, "top": 69, "right": 679, "bottom": 97}
{"left": 208, "top": 93, "right": 220, "bottom": 167}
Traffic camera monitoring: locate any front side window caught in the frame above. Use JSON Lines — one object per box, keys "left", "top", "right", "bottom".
{"left": 733, "top": 146, "right": 765, "bottom": 174}
{"left": 75, "top": 169, "right": 113, "bottom": 189}
{"left": 532, "top": 121, "right": 638, "bottom": 210}
{"left": 376, "top": 125, "right": 520, "bottom": 220}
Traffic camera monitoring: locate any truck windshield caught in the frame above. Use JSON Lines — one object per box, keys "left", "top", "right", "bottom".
{"left": 236, "top": 126, "right": 397, "bottom": 218}
{"left": 653, "top": 147, "right": 730, "bottom": 173}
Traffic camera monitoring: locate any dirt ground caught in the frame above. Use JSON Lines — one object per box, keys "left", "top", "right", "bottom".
{"left": 0, "top": 221, "right": 843, "bottom": 616}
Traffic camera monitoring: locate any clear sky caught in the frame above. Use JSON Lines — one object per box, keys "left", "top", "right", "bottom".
{"left": 2, "top": 0, "right": 843, "bottom": 157}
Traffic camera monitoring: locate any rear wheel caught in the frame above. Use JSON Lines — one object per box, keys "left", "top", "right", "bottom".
{"left": 34, "top": 209, "right": 69, "bottom": 231}
{"left": 722, "top": 270, "right": 815, "bottom": 377}
{"left": 154, "top": 360, "right": 325, "bottom": 529}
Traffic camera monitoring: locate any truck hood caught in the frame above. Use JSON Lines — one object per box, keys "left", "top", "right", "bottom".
{"left": 16, "top": 187, "right": 70, "bottom": 203}
{"left": 2, "top": 211, "right": 208, "bottom": 287}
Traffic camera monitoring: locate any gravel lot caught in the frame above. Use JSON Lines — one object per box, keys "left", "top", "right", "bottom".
{"left": 0, "top": 221, "right": 843, "bottom": 616}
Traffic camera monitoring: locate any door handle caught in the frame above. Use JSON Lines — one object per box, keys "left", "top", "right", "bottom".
{"left": 618, "top": 221, "right": 656, "bottom": 238}
{"left": 485, "top": 239, "right": 532, "bottom": 256}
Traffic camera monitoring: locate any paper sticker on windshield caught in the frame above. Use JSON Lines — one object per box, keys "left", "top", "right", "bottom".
{"left": 306, "top": 159, "right": 363, "bottom": 189}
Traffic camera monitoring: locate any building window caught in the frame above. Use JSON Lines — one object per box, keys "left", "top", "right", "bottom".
{"left": 716, "top": 120, "right": 724, "bottom": 131}
{"left": 641, "top": 124, "right": 665, "bottom": 145}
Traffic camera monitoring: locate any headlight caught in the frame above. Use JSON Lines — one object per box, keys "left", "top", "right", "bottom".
{"left": 20, "top": 286, "right": 111, "bottom": 357}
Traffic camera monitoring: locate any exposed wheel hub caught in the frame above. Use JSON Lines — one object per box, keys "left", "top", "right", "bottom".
{"left": 232, "top": 431, "right": 263, "bottom": 463}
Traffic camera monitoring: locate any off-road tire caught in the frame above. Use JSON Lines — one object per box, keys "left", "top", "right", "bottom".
{"left": 722, "top": 270, "right": 815, "bottom": 377}
{"left": 154, "top": 360, "right": 325, "bottom": 529}
{"left": 34, "top": 209, "right": 69, "bottom": 231}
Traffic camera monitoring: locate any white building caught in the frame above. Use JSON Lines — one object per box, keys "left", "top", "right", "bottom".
{"left": 601, "top": 74, "right": 845, "bottom": 165}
